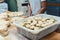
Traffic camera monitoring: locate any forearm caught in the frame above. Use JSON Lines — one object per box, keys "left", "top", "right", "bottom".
{"left": 27, "top": 0, "right": 32, "bottom": 16}
{"left": 28, "top": 4, "right": 31, "bottom": 16}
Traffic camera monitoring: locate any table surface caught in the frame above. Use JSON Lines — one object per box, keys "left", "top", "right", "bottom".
{"left": 41, "top": 28, "right": 60, "bottom": 40}
{"left": 10, "top": 25, "right": 60, "bottom": 40}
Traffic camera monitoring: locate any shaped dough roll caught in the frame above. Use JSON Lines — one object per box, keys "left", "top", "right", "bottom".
{"left": 25, "top": 24, "right": 31, "bottom": 29}
{"left": 30, "top": 26, "right": 35, "bottom": 30}
{"left": 0, "top": 20, "right": 10, "bottom": 36}
{"left": 8, "top": 12, "right": 24, "bottom": 17}
{"left": 0, "top": 13, "right": 8, "bottom": 20}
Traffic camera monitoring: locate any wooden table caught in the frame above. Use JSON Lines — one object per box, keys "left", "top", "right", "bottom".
{"left": 41, "top": 28, "right": 60, "bottom": 40}
{"left": 10, "top": 25, "right": 60, "bottom": 40}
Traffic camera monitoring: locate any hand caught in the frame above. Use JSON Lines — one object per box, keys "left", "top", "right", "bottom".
{"left": 38, "top": 8, "right": 45, "bottom": 14}
{"left": 38, "top": 9, "right": 42, "bottom": 14}
{"left": 21, "top": 16, "right": 28, "bottom": 18}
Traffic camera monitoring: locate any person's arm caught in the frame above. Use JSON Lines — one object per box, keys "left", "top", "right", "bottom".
{"left": 38, "top": 0, "right": 47, "bottom": 14}
{"left": 28, "top": 0, "right": 32, "bottom": 17}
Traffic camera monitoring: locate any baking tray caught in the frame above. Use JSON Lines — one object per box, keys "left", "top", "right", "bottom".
{"left": 13, "top": 14, "right": 60, "bottom": 40}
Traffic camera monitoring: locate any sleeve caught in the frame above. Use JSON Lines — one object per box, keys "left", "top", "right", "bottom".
{"left": 0, "top": 3, "right": 8, "bottom": 13}
{"left": 3, "top": 3, "right": 8, "bottom": 11}
{"left": 2, "top": 3, "right": 8, "bottom": 12}
{"left": 41, "top": 0, "right": 46, "bottom": 2}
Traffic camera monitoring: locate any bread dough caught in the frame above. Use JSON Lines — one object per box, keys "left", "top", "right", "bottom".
{"left": 0, "top": 20, "right": 10, "bottom": 36}
{"left": 0, "top": 13, "right": 8, "bottom": 20}
{"left": 11, "top": 17, "right": 24, "bottom": 22}
{"left": 0, "top": 20, "right": 10, "bottom": 30}
{"left": 21, "top": 16, "right": 56, "bottom": 30}
{"left": 8, "top": 12, "right": 23, "bottom": 17}
{"left": 0, "top": 35, "right": 4, "bottom": 40}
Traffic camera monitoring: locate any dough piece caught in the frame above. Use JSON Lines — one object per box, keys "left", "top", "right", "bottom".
{"left": 22, "top": 22, "right": 28, "bottom": 26}
{"left": 30, "top": 23, "right": 35, "bottom": 26}
{"left": 50, "top": 18, "right": 55, "bottom": 22}
{"left": 47, "top": 21, "right": 54, "bottom": 25}
{"left": 27, "top": 19, "right": 32, "bottom": 23}
{"left": 34, "top": 27, "right": 40, "bottom": 30}
{"left": 8, "top": 12, "right": 23, "bottom": 17}
{"left": 30, "top": 26, "right": 35, "bottom": 30}
{"left": 30, "top": 20, "right": 37, "bottom": 26}
{"left": 21, "top": 16, "right": 56, "bottom": 30}
{"left": 25, "top": 24, "right": 31, "bottom": 29}
{"left": 0, "top": 35, "right": 4, "bottom": 40}
{"left": 34, "top": 17, "right": 42, "bottom": 21}
{"left": 0, "top": 30, "right": 9, "bottom": 36}
{"left": 42, "top": 18, "right": 49, "bottom": 21}
{"left": 0, "top": 20, "right": 10, "bottom": 36}
{"left": 0, "top": 20, "right": 10, "bottom": 30}
{"left": 41, "top": 23, "right": 48, "bottom": 27}
{"left": 0, "top": 13, "right": 8, "bottom": 20}
{"left": 11, "top": 17, "right": 24, "bottom": 22}
{"left": 36, "top": 24, "right": 41, "bottom": 27}
{"left": 38, "top": 21, "right": 43, "bottom": 24}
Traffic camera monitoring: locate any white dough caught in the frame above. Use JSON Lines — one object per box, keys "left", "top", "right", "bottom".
{"left": 0, "top": 13, "right": 8, "bottom": 19}
{"left": 26, "top": 24, "right": 31, "bottom": 28}
{"left": 0, "top": 35, "right": 4, "bottom": 40}
{"left": 36, "top": 24, "right": 41, "bottom": 27}
{"left": 8, "top": 12, "right": 23, "bottom": 17}
{"left": 34, "top": 27, "right": 40, "bottom": 30}
{"left": 0, "top": 20, "right": 9, "bottom": 30}
{"left": 22, "top": 16, "right": 56, "bottom": 30}
{"left": 30, "top": 26, "right": 35, "bottom": 30}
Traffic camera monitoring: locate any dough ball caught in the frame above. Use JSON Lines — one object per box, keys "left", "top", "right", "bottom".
{"left": 36, "top": 24, "right": 41, "bottom": 27}
{"left": 25, "top": 24, "right": 31, "bottom": 29}
{"left": 34, "top": 27, "right": 40, "bottom": 30}
{"left": 30, "top": 26, "right": 35, "bottom": 30}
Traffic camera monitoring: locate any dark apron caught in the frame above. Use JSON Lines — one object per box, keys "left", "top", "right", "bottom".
{"left": 46, "top": 0, "right": 60, "bottom": 16}
{"left": 5, "top": 0, "right": 18, "bottom": 12}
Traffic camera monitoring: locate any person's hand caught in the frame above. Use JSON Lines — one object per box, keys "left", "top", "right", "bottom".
{"left": 38, "top": 8, "right": 45, "bottom": 14}
{"left": 38, "top": 9, "right": 42, "bottom": 14}
{"left": 21, "top": 16, "right": 28, "bottom": 18}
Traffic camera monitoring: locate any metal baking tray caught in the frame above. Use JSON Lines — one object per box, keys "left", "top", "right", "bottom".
{"left": 13, "top": 14, "right": 60, "bottom": 40}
